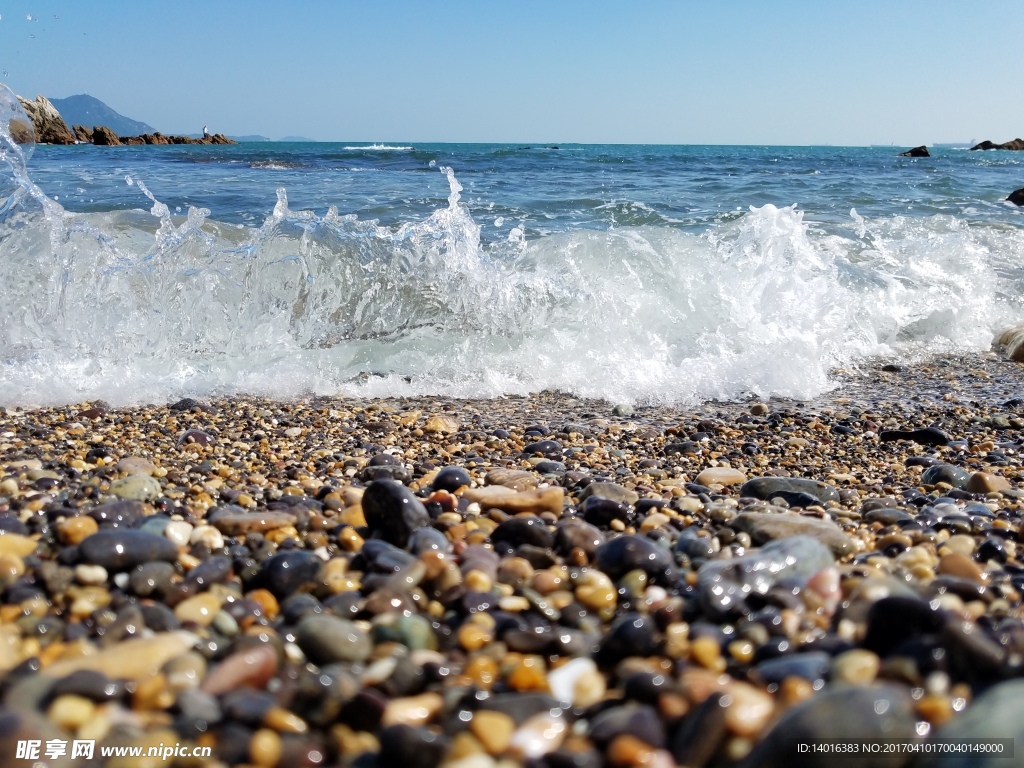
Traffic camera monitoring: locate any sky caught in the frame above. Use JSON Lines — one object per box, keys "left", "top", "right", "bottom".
{"left": 0, "top": 0, "right": 1021, "bottom": 145}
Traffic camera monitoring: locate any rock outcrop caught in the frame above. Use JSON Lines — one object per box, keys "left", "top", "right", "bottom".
{"left": 72, "top": 124, "right": 92, "bottom": 143}
{"left": 994, "top": 326, "right": 1024, "bottom": 362}
{"left": 15, "top": 95, "right": 75, "bottom": 144}
{"left": 83, "top": 126, "right": 236, "bottom": 146}
{"left": 898, "top": 145, "right": 930, "bottom": 157}
{"left": 91, "top": 126, "right": 122, "bottom": 146}
{"left": 970, "top": 138, "right": 1024, "bottom": 151}
{"left": 1009, "top": 188, "right": 1024, "bottom": 206}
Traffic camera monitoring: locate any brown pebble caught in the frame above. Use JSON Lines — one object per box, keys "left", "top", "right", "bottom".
{"left": 608, "top": 733, "right": 656, "bottom": 766}
{"left": 58, "top": 516, "right": 98, "bottom": 545}
{"left": 470, "top": 710, "right": 515, "bottom": 755}
{"left": 937, "top": 552, "right": 985, "bottom": 583}
{"left": 508, "top": 655, "right": 549, "bottom": 691}
{"left": 202, "top": 645, "right": 278, "bottom": 695}
{"left": 250, "top": 727, "right": 283, "bottom": 767}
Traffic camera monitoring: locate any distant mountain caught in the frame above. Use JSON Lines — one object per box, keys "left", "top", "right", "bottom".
{"left": 49, "top": 94, "right": 154, "bottom": 136}
{"left": 279, "top": 135, "right": 318, "bottom": 142}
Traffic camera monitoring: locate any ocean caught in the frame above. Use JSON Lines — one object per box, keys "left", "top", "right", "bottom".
{"left": 2, "top": 99, "right": 1023, "bottom": 407}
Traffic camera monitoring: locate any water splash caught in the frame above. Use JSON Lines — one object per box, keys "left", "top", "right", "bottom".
{"left": 1, "top": 86, "right": 1023, "bottom": 407}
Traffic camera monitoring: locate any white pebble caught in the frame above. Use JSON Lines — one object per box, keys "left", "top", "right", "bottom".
{"left": 190, "top": 525, "right": 224, "bottom": 550}
{"left": 547, "top": 657, "right": 598, "bottom": 705}
{"left": 74, "top": 564, "right": 108, "bottom": 585}
{"left": 165, "top": 520, "right": 194, "bottom": 546}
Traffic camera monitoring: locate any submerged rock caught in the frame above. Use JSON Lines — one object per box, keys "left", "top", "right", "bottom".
{"left": 697, "top": 535, "right": 834, "bottom": 615}
{"left": 898, "top": 145, "right": 930, "bottom": 157}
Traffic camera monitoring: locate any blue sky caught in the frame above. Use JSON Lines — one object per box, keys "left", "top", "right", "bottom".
{"left": 1, "top": 0, "right": 1021, "bottom": 145}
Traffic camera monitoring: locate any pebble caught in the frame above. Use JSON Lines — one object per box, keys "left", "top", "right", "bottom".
{"left": 296, "top": 614, "right": 372, "bottom": 664}
{"left": 362, "top": 479, "right": 431, "bottom": 548}
{"left": 966, "top": 471, "right": 1011, "bottom": 494}
{"left": 732, "top": 512, "right": 854, "bottom": 557}
{"left": 698, "top": 534, "right": 834, "bottom": 615}
{"left": 470, "top": 710, "right": 515, "bottom": 755}
{"left": 830, "top": 649, "right": 880, "bottom": 685}
{"left": 107, "top": 473, "right": 162, "bottom": 501}
{"left": 739, "top": 477, "right": 840, "bottom": 504}
{"left": 202, "top": 645, "right": 278, "bottom": 695}
{"left": 547, "top": 657, "right": 605, "bottom": 707}
{"left": 577, "top": 481, "right": 639, "bottom": 505}
{"left": 210, "top": 508, "right": 298, "bottom": 535}
{"left": 77, "top": 530, "right": 179, "bottom": 570}
{"left": 44, "top": 631, "right": 198, "bottom": 682}
{"left": 695, "top": 467, "right": 747, "bottom": 486}
{"left": 921, "top": 463, "right": 971, "bottom": 489}
{"left": 937, "top": 552, "right": 985, "bottom": 583}
{"left": 508, "top": 712, "right": 567, "bottom": 760}
{"left": 743, "top": 684, "right": 916, "bottom": 766}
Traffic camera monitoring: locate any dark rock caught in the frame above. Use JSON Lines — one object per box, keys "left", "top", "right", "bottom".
{"left": 598, "top": 612, "right": 659, "bottom": 661}
{"left": 898, "top": 145, "right": 930, "bottom": 157}
{"left": 594, "top": 535, "right": 675, "bottom": 584}
{"left": 50, "top": 670, "right": 123, "bottom": 702}
{"left": 580, "top": 496, "right": 634, "bottom": 528}
{"left": 971, "top": 138, "right": 1024, "bottom": 151}
{"left": 588, "top": 703, "right": 665, "bottom": 748}
{"left": 670, "top": 692, "right": 729, "bottom": 767}
{"left": 554, "top": 520, "right": 605, "bottom": 557}
{"left": 91, "top": 125, "right": 121, "bottom": 146}
{"left": 1010, "top": 188, "right": 1024, "bottom": 206}
{"left": 863, "top": 596, "right": 944, "bottom": 656}
{"left": 77, "top": 530, "right": 178, "bottom": 570}
{"left": 523, "top": 439, "right": 562, "bottom": 457}
{"left": 916, "top": 679, "right": 1024, "bottom": 768}
{"left": 491, "top": 516, "right": 553, "bottom": 550}
{"left": 741, "top": 684, "right": 916, "bottom": 768}
{"left": 168, "top": 397, "right": 204, "bottom": 411}
{"left": 432, "top": 466, "right": 471, "bottom": 492}
{"left": 88, "top": 500, "right": 145, "bottom": 527}
{"left": 739, "top": 477, "right": 840, "bottom": 504}
{"left": 697, "top": 535, "right": 834, "bottom": 616}
{"left": 362, "top": 479, "right": 430, "bottom": 548}
{"left": 921, "top": 464, "right": 971, "bottom": 489}
{"left": 879, "top": 427, "right": 949, "bottom": 446}
{"left": 752, "top": 651, "right": 830, "bottom": 685}
{"left": 128, "top": 561, "right": 177, "bottom": 597}
{"left": 296, "top": 614, "right": 372, "bottom": 664}
{"left": 251, "top": 551, "right": 323, "bottom": 598}
{"left": 377, "top": 724, "right": 447, "bottom": 768}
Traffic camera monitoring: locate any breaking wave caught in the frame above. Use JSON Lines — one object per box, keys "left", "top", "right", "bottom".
{"left": 2, "top": 86, "right": 1023, "bottom": 407}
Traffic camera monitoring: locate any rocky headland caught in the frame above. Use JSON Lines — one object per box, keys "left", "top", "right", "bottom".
{"left": 13, "top": 93, "right": 234, "bottom": 146}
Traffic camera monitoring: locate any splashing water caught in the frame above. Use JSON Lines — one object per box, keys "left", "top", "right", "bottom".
{"left": 1, "top": 86, "right": 1023, "bottom": 407}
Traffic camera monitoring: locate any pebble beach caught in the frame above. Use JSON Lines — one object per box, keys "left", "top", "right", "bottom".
{"left": 0, "top": 353, "right": 1023, "bottom": 767}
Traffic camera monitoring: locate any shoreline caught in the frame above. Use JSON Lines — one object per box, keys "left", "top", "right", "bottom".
{"left": 0, "top": 352, "right": 1022, "bottom": 766}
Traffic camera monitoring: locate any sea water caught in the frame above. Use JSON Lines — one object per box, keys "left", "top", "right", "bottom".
{"left": 2, "top": 89, "right": 1023, "bottom": 407}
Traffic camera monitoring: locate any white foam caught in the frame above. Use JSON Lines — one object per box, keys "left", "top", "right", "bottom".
{"left": 342, "top": 144, "right": 414, "bottom": 151}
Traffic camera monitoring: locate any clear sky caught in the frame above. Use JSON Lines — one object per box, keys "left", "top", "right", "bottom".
{"left": 1, "top": 0, "right": 1021, "bottom": 145}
